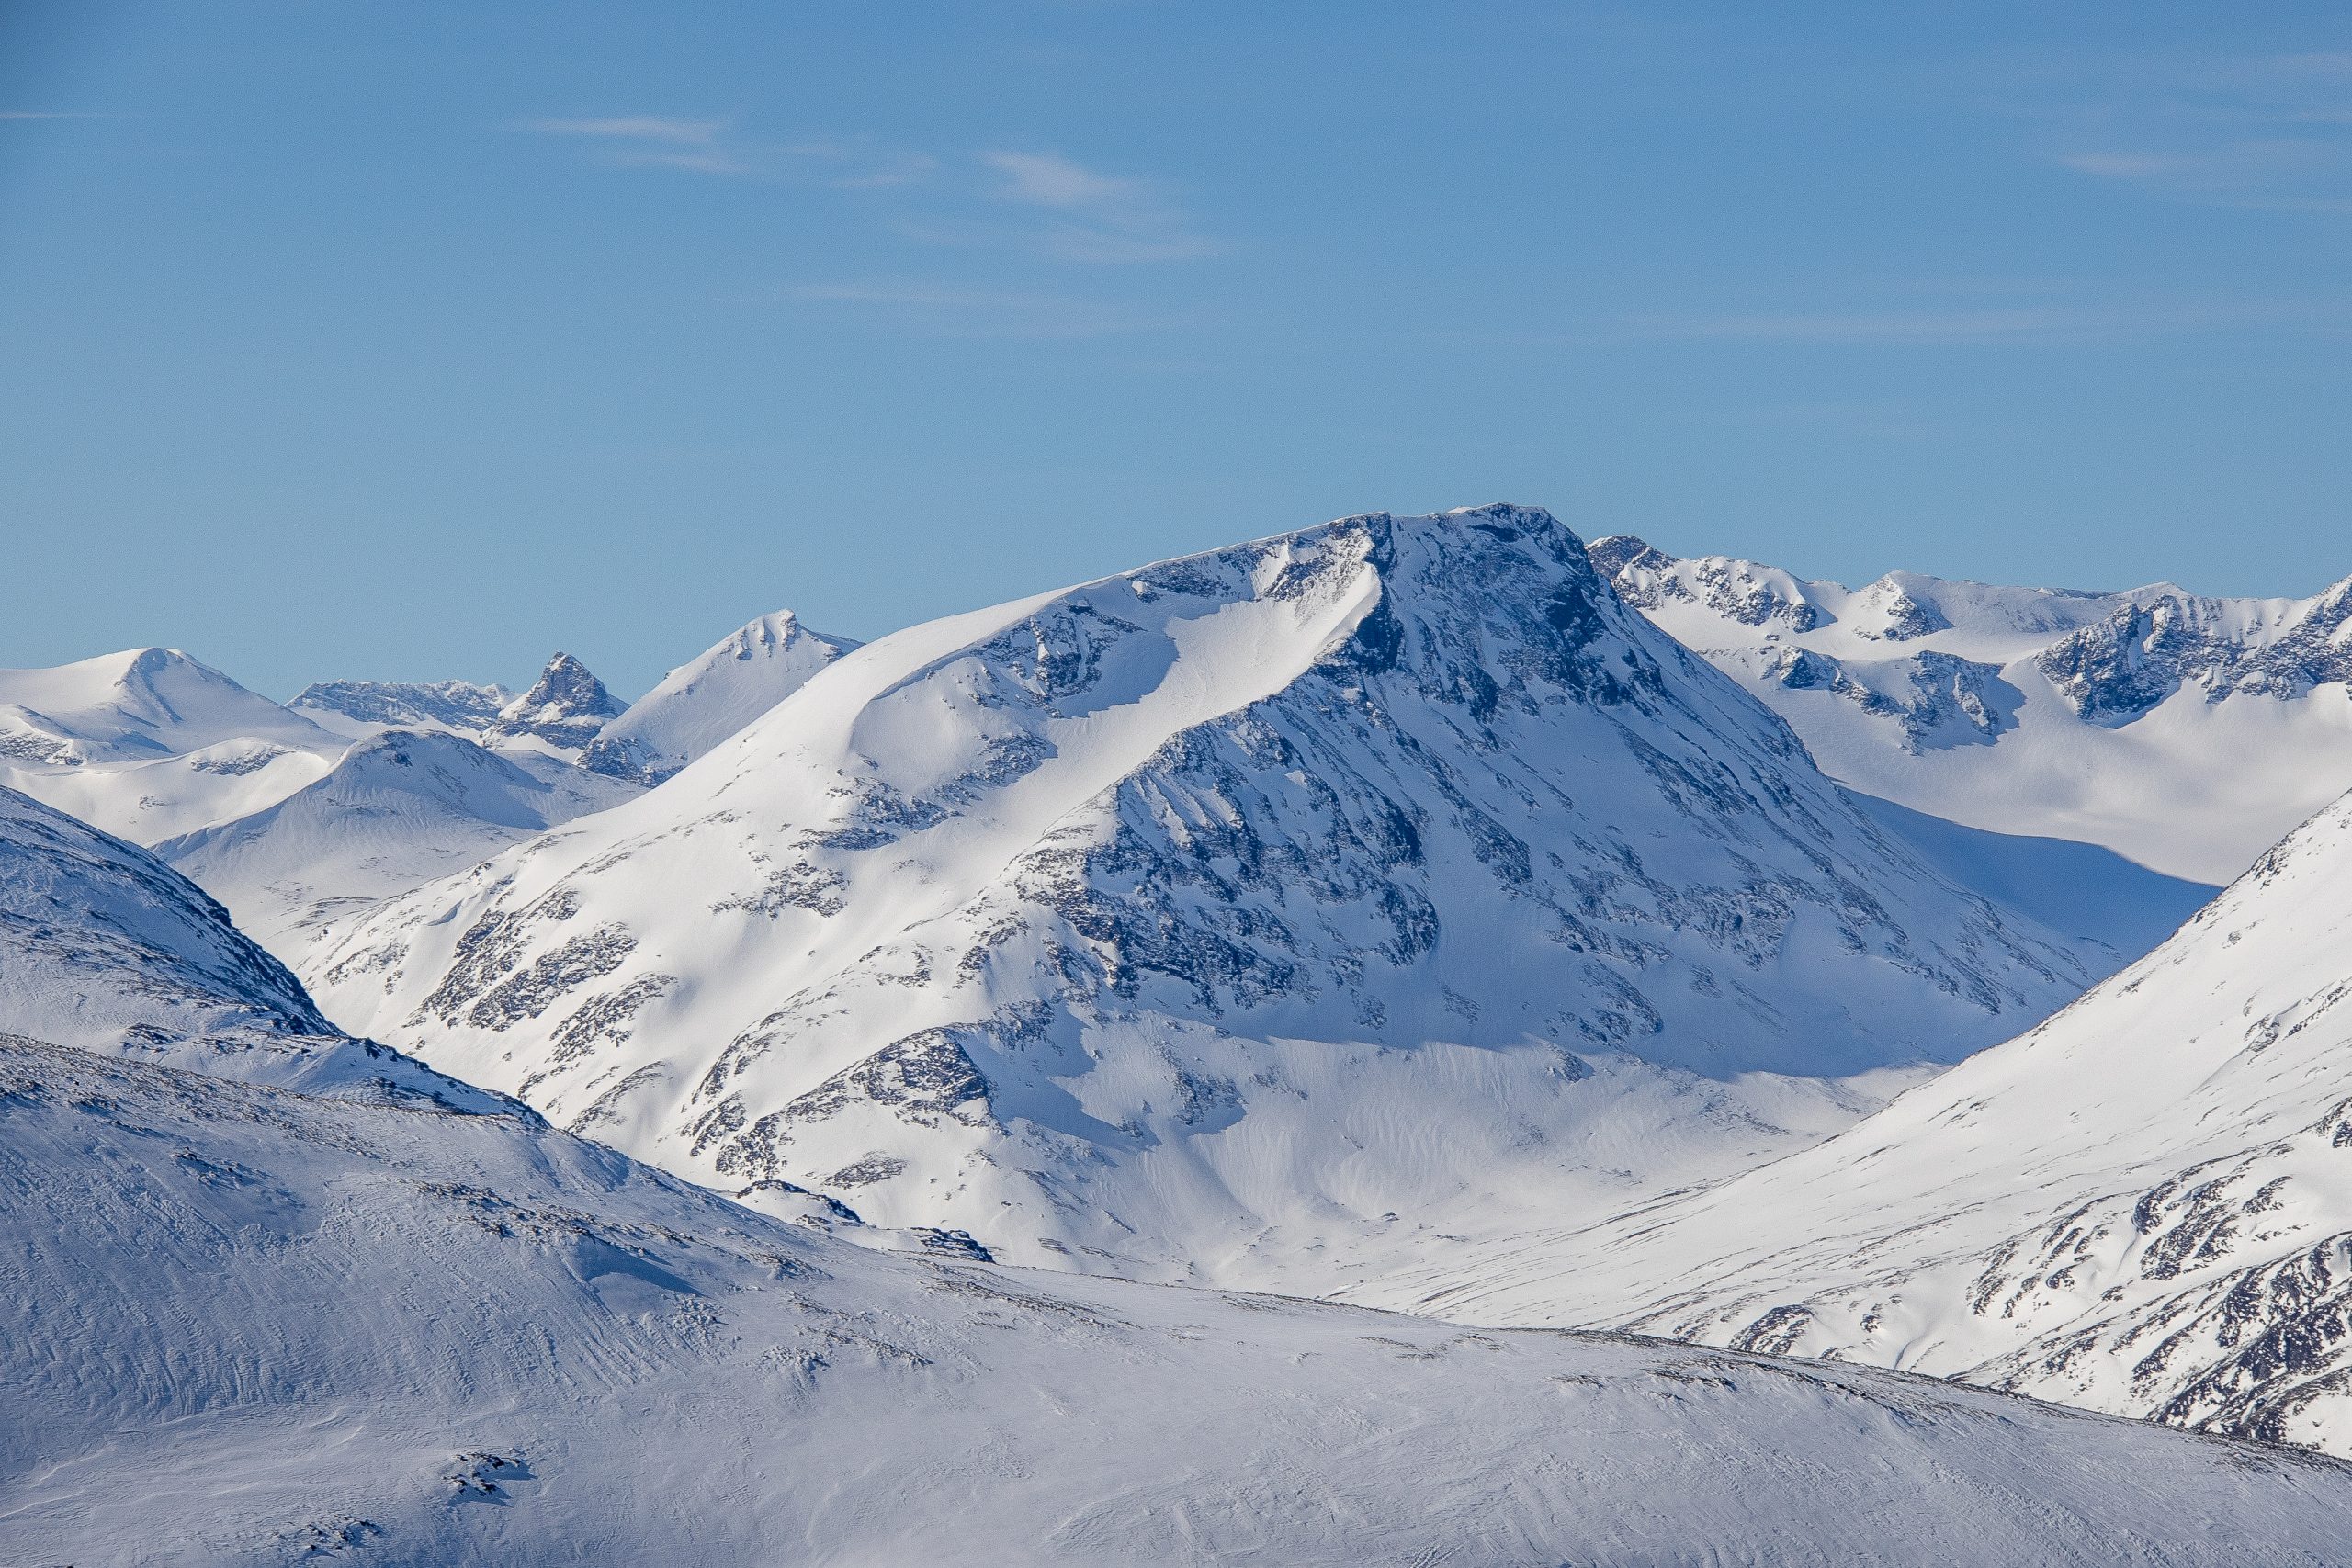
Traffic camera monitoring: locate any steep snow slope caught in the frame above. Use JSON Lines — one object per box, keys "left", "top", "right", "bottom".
{"left": 15, "top": 1036, "right": 2352, "bottom": 1566}
{"left": 290, "top": 676, "right": 514, "bottom": 738}
{"left": 0, "top": 647, "right": 345, "bottom": 841}
{"left": 157, "top": 729, "right": 639, "bottom": 957}
{"left": 1592, "top": 537, "right": 2352, "bottom": 882}
{"left": 487, "top": 651, "right": 627, "bottom": 756}
{"left": 1408, "top": 788, "right": 2352, "bottom": 1455}
{"left": 582, "top": 609, "right": 856, "bottom": 785}
{"left": 311, "top": 505, "right": 2130, "bottom": 1293}
{"left": 0, "top": 784, "right": 498, "bottom": 1104}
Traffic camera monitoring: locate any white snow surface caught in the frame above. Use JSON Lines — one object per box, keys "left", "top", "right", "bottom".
{"left": 581, "top": 608, "right": 856, "bottom": 785}
{"left": 16, "top": 1032, "right": 2352, "bottom": 1565}
{"left": 0, "top": 783, "right": 503, "bottom": 1107}
{"left": 1593, "top": 537, "right": 2352, "bottom": 883}
{"left": 155, "top": 728, "right": 639, "bottom": 959}
{"left": 1401, "top": 785, "right": 2352, "bottom": 1455}
{"left": 0, "top": 647, "right": 346, "bottom": 843}
{"left": 13, "top": 784, "right": 2346, "bottom": 1563}
{"left": 306, "top": 505, "right": 2166, "bottom": 1295}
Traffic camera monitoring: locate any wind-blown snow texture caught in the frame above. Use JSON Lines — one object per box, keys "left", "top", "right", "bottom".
{"left": 1592, "top": 536, "right": 2352, "bottom": 883}
{"left": 311, "top": 506, "right": 2129, "bottom": 1293}
{"left": 582, "top": 609, "right": 856, "bottom": 786}
{"left": 16, "top": 1032, "right": 2352, "bottom": 1566}
{"left": 1409, "top": 787, "right": 2352, "bottom": 1456}
{"left": 0, "top": 783, "right": 502, "bottom": 1105}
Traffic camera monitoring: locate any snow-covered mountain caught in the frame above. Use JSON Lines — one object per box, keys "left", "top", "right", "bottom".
{"left": 156, "top": 728, "right": 639, "bottom": 957}
{"left": 291, "top": 676, "right": 514, "bottom": 738}
{"left": 581, "top": 609, "right": 856, "bottom": 785}
{"left": 15, "top": 773, "right": 2335, "bottom": 1565}
{"left": 1591, "top": 537, "right": 2352, "bottom": 883}
{"left": 487, "top": 651, "right": 627, "bottom": 756}
{"left": 308, "top": 505, "right": 2170, "bottom": 1294}
{"left": 0, "top": 647, "right": 346, "bottom": 842}
{"left": 0, "top": 783, "right": 501, "bottom": 1104}
{"left": 1407, "top": 785, "right": 2352, "bottom": 1455}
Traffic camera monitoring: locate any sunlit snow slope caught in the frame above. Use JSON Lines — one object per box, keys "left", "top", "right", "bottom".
{"left": 311, "top": 505, "right": 2142, "bottom": 1293}
{"left": 156, "top": 728, "right": 638, "bottom": 957}
{"left": 1593, "top": 537, "right": 2352, "bottom": 882}
{"left": 1413, "top": 787, "right": 2352, "bottom": 1456}
{"left": 0, "top": 648, "right": 346, "bottom": 842}
{"left": 582, "top": 608, "right": 856, "bottom": 785}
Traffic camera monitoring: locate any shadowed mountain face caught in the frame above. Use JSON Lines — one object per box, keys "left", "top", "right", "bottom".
{"left": 309, "top": 506, "right": 2132, "bottom": 1292}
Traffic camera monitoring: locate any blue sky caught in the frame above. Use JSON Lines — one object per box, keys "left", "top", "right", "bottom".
{"left": 4, "top": 2, "right": 2349, "bottom": 698}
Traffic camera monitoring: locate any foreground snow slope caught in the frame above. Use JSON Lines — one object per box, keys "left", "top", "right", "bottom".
{"left": 17, "top": 1035, "right": 2352, "bottom": 1567}
{"left": 1593, "top": 537, "right": 2352, "bottom": 882}
{"left": 1409, "top": 787, "right": 2352, "bottom": 1455}
{"left": 0, "top": 783, "right": 503, "bottom": 1105}
{"left": 582, "top": 608, "right": 856, "bottom": 785}
{"left": 310, "top": 505, "right": 2142, "bottom": 1292}
{"left": 0, "top": 647, "right": 346, "bottom": 841}
{"left": 14, "top": 793, "right": 2341, "bottom": 1565}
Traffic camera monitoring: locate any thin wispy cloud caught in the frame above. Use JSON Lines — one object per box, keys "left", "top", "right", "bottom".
{"left": 2031, "top": 51, "right": 2352, "bottom": 210}
{"left": 981, "top": 151, "right": 1141, "bottom": 209}
{"left": 956, "top": 148, "right": 1220, "bottom": 263}
{"left": 784, "top": 281, "right": 1170, "bottom": 339}
{"left": 522, "top": 118, "right": 1220, "bottom": 262}
{"left": 526, "top": 116, "right": 722, "bottom": 144}
{"left": 522, "top": 117, "right": 935, "bottom": 186}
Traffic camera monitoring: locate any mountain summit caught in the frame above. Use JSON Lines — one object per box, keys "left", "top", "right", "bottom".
{"left": 487, "top": 652, "right": 626, "bottom": 753}
{"left": 310, "top": 505, "right": 2131, "bottom": 1291}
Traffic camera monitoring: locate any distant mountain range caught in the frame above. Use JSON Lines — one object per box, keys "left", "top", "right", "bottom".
{"left": 1591, "top": 536, "right": 2352, "bottom": 882}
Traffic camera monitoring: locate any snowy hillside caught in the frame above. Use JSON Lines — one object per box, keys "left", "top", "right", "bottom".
{"left": 17, "top": 1033, "right": 2352, "bottom": 1565}
{"left": 1408, "top": 786, "right": 2352, "bottom": 1455}
{"left": 157, "top": 728, "right": 639, "bottom": 957}
{"left": 0, "top": 783, "right": 501, "bottom": 1104}
{"left": 1592, "top": 537, "right": 2352, "bottom": 882}
{"left": 582, "top": 609, "right": 855, "bottom": 785}
{"left": 0, "top": 647, "right": 345, "bottom": 842}
{"left": 309, "top": 505, "right": 2151, "bottom": 1294}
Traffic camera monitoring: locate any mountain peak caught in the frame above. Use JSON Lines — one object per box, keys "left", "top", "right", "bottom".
{"left": 581, "top": 610, "right": 855, "bottom": 787}
{"left": 489, "top": 652, "right": 626, "bottom": 752}
{"left": 313, "top": 504, "right": 2108, "bottom": 1291}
